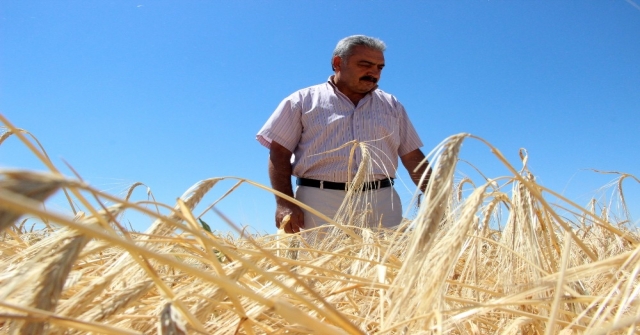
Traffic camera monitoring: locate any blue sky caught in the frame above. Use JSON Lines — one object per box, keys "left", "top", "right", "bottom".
{"left": 2, "top": 1, "right": 639, "bottom": 233}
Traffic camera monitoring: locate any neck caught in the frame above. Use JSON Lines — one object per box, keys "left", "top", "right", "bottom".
{"left": 331, "top": 75, "right": 371, "bottom": 106}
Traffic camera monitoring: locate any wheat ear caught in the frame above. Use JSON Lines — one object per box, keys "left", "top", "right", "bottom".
{"left": 18, "top": 234, "right": 89, "bottom": 335}
{"left": 0, "top": 171, "right": 63, "bottom": 233}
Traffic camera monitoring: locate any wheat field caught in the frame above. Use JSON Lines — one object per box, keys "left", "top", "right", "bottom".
{"left": 1, "top": 115, "right": 640, "bottom": 334}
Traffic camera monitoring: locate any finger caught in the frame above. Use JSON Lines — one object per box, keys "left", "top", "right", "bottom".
{"left": 292, "top": 213, "right": 304, "bottom": 233}
{"left": 298, "top": 212, "right": 305, "bottom": 228}
{"left": 285, "top": 225, "right": 294, "bottom": 234}
{"left": 292, "top": 223, "right": 300, "bottom": 234}
{"left": 279, "top": 214, "right": 291, "bottom": 231}
{"left": 291, "top": 222, "right": 300, "bottom": 234}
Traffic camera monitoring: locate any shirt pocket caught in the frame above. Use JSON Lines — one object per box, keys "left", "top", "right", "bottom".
{"left": 361, "top": 110, "right": 400, "bottom": 146}
{"left": 301, "top": 108, "right": 353, "bottom": 150}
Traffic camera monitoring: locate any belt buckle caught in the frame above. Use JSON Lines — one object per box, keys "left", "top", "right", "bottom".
{"left": 320, "top": 180, "right": 324, "bottom": 190}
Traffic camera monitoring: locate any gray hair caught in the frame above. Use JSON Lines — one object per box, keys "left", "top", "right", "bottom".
{"left": 331, "top": 35, "right": 386, "bottom": 70}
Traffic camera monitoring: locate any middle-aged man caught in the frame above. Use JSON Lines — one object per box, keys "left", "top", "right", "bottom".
{"left": 257, "top": 35, "right": 430, "bottom": 235}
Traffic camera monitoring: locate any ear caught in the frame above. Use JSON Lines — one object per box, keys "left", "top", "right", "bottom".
{"left": 331, "top": 56, "right": 342, "bottom": 72}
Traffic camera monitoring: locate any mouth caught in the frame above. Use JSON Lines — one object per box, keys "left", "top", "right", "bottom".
{"left": 360, "top": 76, "right": 378, "bottom": 84}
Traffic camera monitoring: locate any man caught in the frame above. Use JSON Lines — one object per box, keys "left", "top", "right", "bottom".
{"left": 257, "top": 35, "right": 430, "bottom": 234}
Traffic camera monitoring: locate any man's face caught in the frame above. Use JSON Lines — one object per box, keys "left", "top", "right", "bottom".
{"left": 333, "top": 45, "right": 385, "bottom": 95}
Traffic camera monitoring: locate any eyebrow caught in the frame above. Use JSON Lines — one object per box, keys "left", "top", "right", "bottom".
{"left": 358, "top": 60, "right": 385, "bottom": 67}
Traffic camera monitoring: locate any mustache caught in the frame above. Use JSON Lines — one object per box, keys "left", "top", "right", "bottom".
{"left": 360, "top": 75, "right": 378, "bottom": 83}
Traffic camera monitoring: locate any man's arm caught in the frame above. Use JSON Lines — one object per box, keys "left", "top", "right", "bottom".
{"left": 400, "top": 148, "right": 431, "bottom": 193}
{"left": 269, "top": 141, "right": 304, "bottom": 233}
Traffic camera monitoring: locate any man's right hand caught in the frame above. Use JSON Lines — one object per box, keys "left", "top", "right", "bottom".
{"left": 276, "top": 202, "right": 304, "bottom": 234}
{"left": 268, "top": 140, "right": 304, "bottom": 234}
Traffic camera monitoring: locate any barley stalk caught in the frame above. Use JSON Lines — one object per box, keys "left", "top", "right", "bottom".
{"left": 79, "top": 280, "right": 154, "bottom": 323}
{"left": 4, "top": 117, "right": 640, "bottom": 333}
{"left": 158, "top": 302, "right": 187, "bottom": 335}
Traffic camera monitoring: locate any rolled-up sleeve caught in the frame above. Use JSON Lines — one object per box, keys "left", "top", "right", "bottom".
{"left": 396, "top": 101, "right": 423, "bottom": 156}
{"left": 256, "top": 95, "right": 302, "bottom": 152}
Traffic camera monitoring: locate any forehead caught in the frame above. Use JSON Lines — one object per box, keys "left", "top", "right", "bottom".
{"left": 348, "top": 45, "right": 385, "bottom": 63}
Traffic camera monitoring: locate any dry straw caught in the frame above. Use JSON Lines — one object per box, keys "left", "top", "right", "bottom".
{"left": 1, "top": 114, "right": 640, "bottom": 334}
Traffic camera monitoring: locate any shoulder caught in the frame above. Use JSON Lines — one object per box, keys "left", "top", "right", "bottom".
{"left": 296, "top": 82, "right": 333, "bottom": 97}
{"left": 282, "top": 82, "right": 332, "bottom": 104}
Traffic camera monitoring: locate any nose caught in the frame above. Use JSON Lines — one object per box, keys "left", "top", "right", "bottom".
{"left": 369, "top": 66, "right": 382, "bottom": 78}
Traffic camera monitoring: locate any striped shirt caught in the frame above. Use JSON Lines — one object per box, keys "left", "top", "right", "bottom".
{"left": 257, "top": 76, "right": 423, "bottom": 183}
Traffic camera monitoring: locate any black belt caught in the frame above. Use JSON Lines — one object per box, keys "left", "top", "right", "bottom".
{"left": 296, "top": 177, "right": 394, "bottom": 191}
